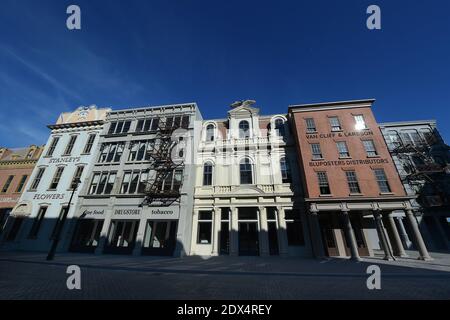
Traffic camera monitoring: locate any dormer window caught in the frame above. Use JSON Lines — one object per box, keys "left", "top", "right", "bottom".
{"left": 206, "top": 124, "right": 215, "bottom": 142}
{"left": 239, "top": 120, "right": 250, "bottom": 139}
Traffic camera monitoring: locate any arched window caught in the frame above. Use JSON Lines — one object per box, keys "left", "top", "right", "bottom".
{"left": 239, "top": 120, "right": 250, "bottom": 139}
{"left": 274, "top": 118, "right": 285, "bottom": 137}
{"left": 203, "top": 162, "right": 213, "bottom": 186}
{"left": 240, "top": 158, "right": 253, "bottom": 184}
{"left": 280, "top": 157, "right": 291, "bottom": 183}
{"left": 206, "top": 124, "right": 215, "bottom": 142}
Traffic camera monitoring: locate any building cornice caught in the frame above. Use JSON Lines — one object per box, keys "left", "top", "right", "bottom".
{"left": 289, "top": 99, "right": 376, "bottom": 113}
{"left": 379, "top": 120, "right": 437, "bottom": 128}
{"left": 47, "top": 120, "right": 105, "bottom": 130}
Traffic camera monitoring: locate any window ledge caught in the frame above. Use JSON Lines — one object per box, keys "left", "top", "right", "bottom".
{"left": 339, "top": 156, "right": 352, "bottom": 160}
{"left": 331, "top": 129, "right": 343, "bottom": 133}
{"left": 306, "top": 131, "right": 318, "bottom": 134}
{"left": 349, "top": 193, "right": 364, "bottom": 196}
{"left": 380, "top": 192, "right": 395, "bottom": 196}
{"left": 319, "top": 194, "right": 333, "bottom": 197}
{"left": 367, "top": 155, "right": 380, "bottom": 158}
{"left": 311, "top": 158, "right": 325, "bottom": 161}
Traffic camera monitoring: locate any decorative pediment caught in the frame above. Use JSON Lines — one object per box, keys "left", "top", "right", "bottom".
{"left": 228, "top": 100, "right": 260, "bottom": 118}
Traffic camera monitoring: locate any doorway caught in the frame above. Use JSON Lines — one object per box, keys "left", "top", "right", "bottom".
{"left": 320, "top": 214, "right": 339, "bottom": 257}
{"left": 104, "top": 220, "right": 139, "bottom": 254}
{"left": 238, "top": 222, "right": 259, "bottom": 256}
{"left": 142, "top": 220, "right": 177, "bottom": 256}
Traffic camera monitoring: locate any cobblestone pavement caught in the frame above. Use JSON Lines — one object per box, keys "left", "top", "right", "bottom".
{"left": 0, "top": 250, "right": 449, "bottom": 299}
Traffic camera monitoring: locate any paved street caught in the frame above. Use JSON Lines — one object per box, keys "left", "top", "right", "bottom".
{"left": 1, "top": 250, "right": 450, "bottom": 299}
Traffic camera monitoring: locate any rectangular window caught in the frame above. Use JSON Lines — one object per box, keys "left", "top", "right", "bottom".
{"left": 104, "top": 172, "right": 116, "bottom": 194}
{"left": 285, "top": 210, "right": 305, "bottom": 246}
{"left": 49, "top": 167, "right": 64, "bottom": 190}
{"left": 89, "top": 173, "right": 101, "bottom": 194}
{"left": 83, "top": 134, "right": 96, "bottom": 154}
{"left": 305, "top": 118, "right": 316, "bottom": 133}
{"left": 311, "top": 143, "right": 323, "bottom": 160}
{"left": 151, "top": 118, "right": 160, "bottom": 131}
{"left": 100, "top": 142, "right": 125, "bottom": 163}
{"left": 120, "top": 172, "right": 131, "bottom": 194}
{"left": 329, "top": 117, "right": 342, "bottom": 131}
{"left": 63, "top": 135, "right": 78, "bottom": 156}
{"left": 50, "top": 206, "right": 68, "bottom": 240}
{"left": 345, "top": 170, "right": 361, "bottom": 194}
{"left": 203, "top": 164, "right": 213, "bottom": 186}
{"left": 108, "top": 122, "right": 117, "bottom": 135}
{"left": 28, "top": 206, "right": 47, "bottom": 239}
{"left": 15, "top": 175, "right": 28, "bottom": 193}
{"left": 181, "top": 116, "right": 190, "bottom": 129}
{"left": 46, "top": 137, "right": 60, "bottom": 157}
{"left": 30, "top": 168, "right": 45, "bottom": 190}
{"left": 317, "top": 171, "right": 331, "bottom": 195}
{"left": 354, "top": 115, "right": 367, "bottom": 130}
{"left": 363, "top": 140, "right": 378, "bottom": 157}
{"left": 108, "top": 121, "right": 131, "bottom": 135}
{"left": 136, "top": 119, "right": 145, "bottom": 132}
{"left": 374, "top": 169, "right": 391, "bottom": 193}
{"left": 336, "top": 141, "right": 350, "bottom": 158}
{"left": 1, "top": 175, "right": 14, "bottom": 193}
{"left": 71, "top": 166, "right": 84, "bottom": 189}
{"left": 197, "top": 211, "right": 212, "bottom": 244}
{"left": 138, "top": 171, "right": 149, "bottom": 193}
{"left": 410, "top": 131, "right": 423, "bottom": 145}
{"left": 128, "top": 171, "right": 140, "bottom": 194}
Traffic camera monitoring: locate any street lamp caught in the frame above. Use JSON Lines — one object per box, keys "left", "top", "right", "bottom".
{"left": 46, "top": 178, "right": 81, "bottom": 261}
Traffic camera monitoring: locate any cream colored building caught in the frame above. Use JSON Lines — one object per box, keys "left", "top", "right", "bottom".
{"left": 190, "top": 101, "right": 312, "bottom": 257}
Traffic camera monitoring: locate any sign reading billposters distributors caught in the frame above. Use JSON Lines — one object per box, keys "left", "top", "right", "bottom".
{"left": 306, "top": 130, "right": 390, "bottom": 167}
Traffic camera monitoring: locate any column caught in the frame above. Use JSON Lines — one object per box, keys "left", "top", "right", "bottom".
{"left": 212, "top": 207, "right": 221, "bottom": 256}
{"left": 95, "top": 211, "right": 112, "bottom": 255}
{"left": 276, "top": 206, "right": 289, "bottom": 257}
{"left": 230, "top": 207, "right": 239, "bottom": 256}
{"left": 396, "top": 216, "right": 412, "bottom": 249}
{"left": 132, "top": 219, "right": 147, "bottom": 256}
{"left": 373, "top": 211, "right": 394, "bottom": 261}
{"left": 341, "top": 210, "right": 362, "bottom": 262}
{"left": 386, "top": 213, "right": 408, "bottom": 257}
{"left": 258, "top": 207, "right": 270, "bottom": 256}
{"left": 308, "top": 209, "right": 325, "bottom": 258}
{"left": 190, "top": 209, "right": 199, "bottom": 255}
{"left": 405, "top": 209, "right": 433, "bottom": 261}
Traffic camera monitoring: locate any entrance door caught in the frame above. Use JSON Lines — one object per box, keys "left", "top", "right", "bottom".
{"left": 6, "top": 217, "right": 23, "bottom": 241}
{"left": 320, "top": 215, "right": 339, "bottom": 257}
{"left": 267, "top": 222, "right": 279, "bottom": 255}
{"left": 219, "top": 222, "right": 230, "bottom": 255}
{"left": 238, "top": 222, "right": 259, "bottom": 256}
{"left": 340, "top": 215, "right": 370, "bottom": 257}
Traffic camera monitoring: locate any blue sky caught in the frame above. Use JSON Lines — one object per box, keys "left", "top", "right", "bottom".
{"left": 1, "top": 0, "right": 449, "bottom": 147}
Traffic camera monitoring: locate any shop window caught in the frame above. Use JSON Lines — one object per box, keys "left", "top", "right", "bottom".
{"left": 197, "top": 211, "right": 212, "bottom": 244}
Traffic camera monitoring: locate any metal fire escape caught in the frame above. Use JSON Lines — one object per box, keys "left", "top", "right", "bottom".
{"left": 141, "top": 118, "right": 184, "bottom": 206}
{"left": 390, "top": 133, "right": 449, "bottom": 206}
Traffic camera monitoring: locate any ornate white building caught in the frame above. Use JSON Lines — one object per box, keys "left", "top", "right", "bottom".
{"left": 1, "top": 106, "right": 110, "bottom": 252}
{"left": 190, "top": 101, "right": 312, "bottom": 257}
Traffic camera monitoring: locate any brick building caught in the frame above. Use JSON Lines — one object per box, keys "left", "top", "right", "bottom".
{"left": 0, "top": 145, "right": 45, "bottom": 237}
{"left": 288, "top": 99, "right": 432, "bottom": 261}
